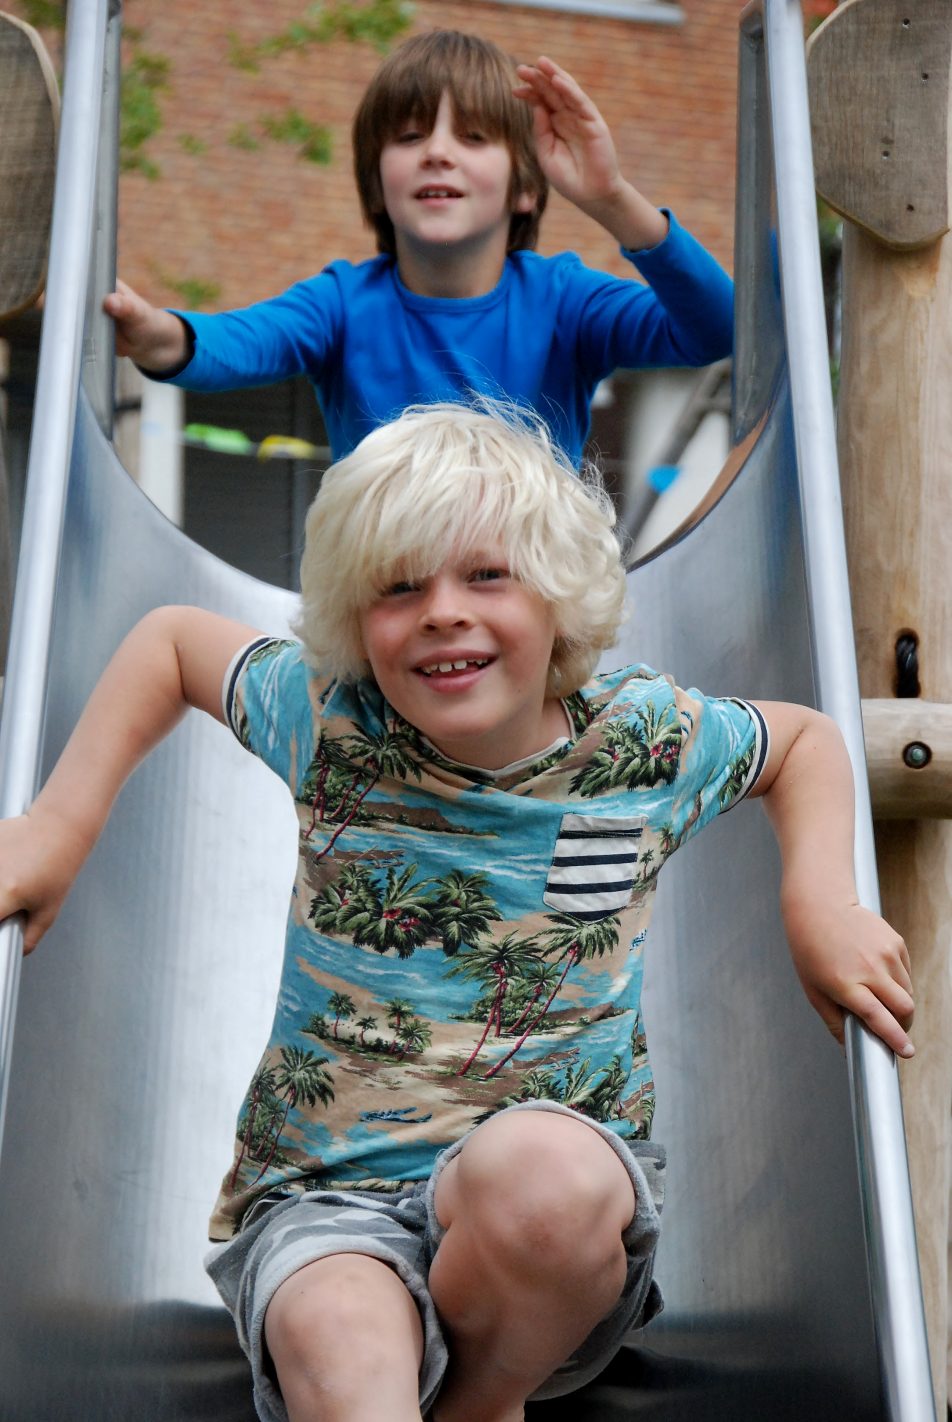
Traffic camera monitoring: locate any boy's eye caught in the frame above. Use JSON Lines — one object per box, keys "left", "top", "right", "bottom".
{"left": 395, "top": 128, "right": 423, "bottom": 144}
{"left": 460, "top": 129, "right": 487, "bottom": 144}
{"left": 470, "top": 567, "right": 507, "bottom": 583}
{"left": 382, "top": 578, "right": 418, "bottom": 596}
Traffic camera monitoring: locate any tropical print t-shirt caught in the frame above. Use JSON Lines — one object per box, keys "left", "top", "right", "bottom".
{"left": 209, "top": 639, "right": 768, "bottom": 1240}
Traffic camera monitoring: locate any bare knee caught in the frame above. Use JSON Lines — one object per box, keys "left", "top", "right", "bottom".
{"left": 265, "top": 1253, "right": 423, "bottom": 1387}
{"left": 436, "top": 1111, "right": 635, "bottom": 1280}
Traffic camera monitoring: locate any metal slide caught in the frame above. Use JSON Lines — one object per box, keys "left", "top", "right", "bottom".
{"left": 0, "top": 2, "right": 936, "bottom": 1418}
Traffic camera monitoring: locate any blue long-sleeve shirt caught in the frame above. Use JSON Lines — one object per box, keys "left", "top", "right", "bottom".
{"left": 169, "top": 211, "right": 732, "bottom": 463}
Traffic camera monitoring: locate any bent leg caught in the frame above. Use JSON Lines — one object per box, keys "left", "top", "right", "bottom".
{"left": 429, "top": 1110, "right": 637, "bottom": 1422}
{"left": 264, "top": 1252, "right": 425, "bottom": 1422}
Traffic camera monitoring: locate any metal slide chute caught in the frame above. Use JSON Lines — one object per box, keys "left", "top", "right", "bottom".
{"left": 0, "top": 2, "right": 934, "bottom": 1418}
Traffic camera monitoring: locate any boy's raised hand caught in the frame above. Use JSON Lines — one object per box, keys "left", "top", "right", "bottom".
{"left": 513, "top": 57, "right": 668, "bottom": 250}
{"left": 103, "top": 278, "right": 188, "bottom": 370}
{"left": 514, "top": 57, "right": 621, "bottom": 207}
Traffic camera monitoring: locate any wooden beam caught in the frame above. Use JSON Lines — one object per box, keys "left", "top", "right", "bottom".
{"left": 863, "top": 699, "right": 952, "bottom": 817}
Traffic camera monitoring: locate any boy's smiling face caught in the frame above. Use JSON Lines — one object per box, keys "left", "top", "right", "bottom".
{"left": 357, "top": 546, "right": 566, "bottom": 771}
{"left": 379, "top": 91, "right": 535, "bottom": 295}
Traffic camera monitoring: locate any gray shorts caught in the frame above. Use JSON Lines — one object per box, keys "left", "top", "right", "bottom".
{"left": 205, "top": 1101, "right": 665, "bottom": 1422}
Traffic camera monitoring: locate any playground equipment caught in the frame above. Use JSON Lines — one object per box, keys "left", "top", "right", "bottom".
{"left": 0, "top": 2, "right": 937, "bottom": 1418}
{"left": 808, "top": 6, "right": 952, "bottom": 1410}
{"left": 0, "top": 8, "right": 58, "bottom": 321}
{"left": 0, "top": 8, "right": 58, "bottom": 673}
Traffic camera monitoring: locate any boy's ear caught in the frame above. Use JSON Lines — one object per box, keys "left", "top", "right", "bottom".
{"left": 513, "top": 189, "right": 537, "bottom": 215}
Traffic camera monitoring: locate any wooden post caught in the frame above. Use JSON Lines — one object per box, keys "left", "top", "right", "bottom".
{"left": 0, "top": 10, "right": 59, "bottom": 677}
{"left": 809, "top": 3, "right": 952, "bottom": 1413}
{"left": 0, "top": 11, "right": 59, "bottom": 321}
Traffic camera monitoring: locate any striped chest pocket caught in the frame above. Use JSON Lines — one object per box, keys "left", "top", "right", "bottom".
{"left": 542, "top": 814, "right": 647, "bottom": 921}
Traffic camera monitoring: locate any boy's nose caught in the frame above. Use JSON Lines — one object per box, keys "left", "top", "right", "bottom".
{"left": 420, "top": 578, "right": 471, "bottom": 627}
{"left": 422, "top": 92, "right": 458, "bottom": 165}
{"left": 421, "top": 131, "right": 455, "bottom": 165}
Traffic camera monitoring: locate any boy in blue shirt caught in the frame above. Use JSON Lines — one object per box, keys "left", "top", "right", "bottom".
{"left": 0, "top": 404, "right": 913, "bottom": 1422}
{"left": 104, "top": 31, "right": 733, "bottom": 463}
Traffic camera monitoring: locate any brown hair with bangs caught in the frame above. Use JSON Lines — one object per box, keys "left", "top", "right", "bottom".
{"left": 352, "top": 30, "right": 548, "bottom": 256}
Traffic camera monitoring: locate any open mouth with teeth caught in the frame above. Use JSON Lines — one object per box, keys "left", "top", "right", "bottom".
{"left": 418, "top": 658, "right": 491, "bottom": 677}
{"left": 416, "top": 187, "right": 463, "bottom": 200}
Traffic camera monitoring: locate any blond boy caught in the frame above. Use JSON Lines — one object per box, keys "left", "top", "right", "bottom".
{"left": 0, "top": 405, "right": 912, "bottom": 1422}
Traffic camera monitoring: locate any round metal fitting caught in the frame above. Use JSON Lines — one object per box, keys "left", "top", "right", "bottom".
{"left": 902, "top": 741, "right": 932, "bottom": 770}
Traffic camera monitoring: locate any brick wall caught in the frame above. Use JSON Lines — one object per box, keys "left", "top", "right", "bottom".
{"left": 34, "top": 0, "right": 741, "bottom": 310}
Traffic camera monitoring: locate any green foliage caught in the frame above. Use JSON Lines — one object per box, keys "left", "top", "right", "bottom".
{"left": 11, "top": 1, "right": 412, "bottom": 183}
{"left": 227, "top": 0, "right": 412, "bottom": 72}
{"left": 261, "top": 107, "right": 333, "bottom": 165}
{"left": 157, "top": 271, "right": 222, "bottom": 309}
{"left": 227, "top": 124, "right": 261, "bottom": 152}
{"left": 120, "top": 48, "right": 170, "bottom": 178}
{"left": 6, "top": 4, "right": 167, "bottom": 178}
{"left": 224, "top": 2, "right": 412, "bottom": 169}
{"left": 13, "top": 0, "right": 64, "bottom": 27}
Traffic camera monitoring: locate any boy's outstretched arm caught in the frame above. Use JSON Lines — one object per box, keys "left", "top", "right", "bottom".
{"left": 102, "top": 278, "right": 190, "bottom": 371}
{"left": 0, "top": 607, "right": 260, "bottom": 953}
{"left": 513, "top": 56, "right": 669, "bottom": 252}
{"left": 750, "top": 701, "right": 914, "bottom": 1059}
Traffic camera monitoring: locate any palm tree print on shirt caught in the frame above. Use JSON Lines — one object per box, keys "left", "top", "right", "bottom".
{"left": 395, "top": 1018, "right": 433, "bottom": 1058}
{"left": 230, "top": 1064, "right": 278, "bottom": 1190}
{"left": 300, "top": 723, "right": 422, "bottom": 860}
{"left": 327, "top": 992, "right": 357, "bottom": 1039}
{"left": 719, "top": 741, "right": 756, "bottom": 807}
{"left": 308, "top": 864, "right": 501, "bottom": 960}
{"left": 355, "top": 1015, "right": 378, "bottom": 1045}
{"left": 385, "top": 998, "right": 415, "bottom": 1037}
{"left": 570, "top": 703, "right": 681, "bottom": 797}
{"left": 308, "top": 850, "right": 624, "bottom": 1080}
{"left": 446, "top": 931, "right": 544, "bottom": 1076}
{"left": 233, "top": 1046, "right": 336, "bottom": 1189}
{"left": 479, "top": 913, "right": 621, "bottom": 1080}
{"left": 360, "top": 865, "right": 436, "bottom": 957}
{"left": 309, "top": 862, "right": 380, "bottom": 942}
{"left": 429, "top": 868, "right": 503, "bottom": 956}
{"left": 500, "top": 1052, "right": 630, "bottom": 1122}
{"left": 492, "top": 958, "right": 562, "bottom": 1036}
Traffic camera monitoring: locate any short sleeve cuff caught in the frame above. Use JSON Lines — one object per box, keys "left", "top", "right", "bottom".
{"left": 730, "top": 699, "right": 770, "bottom": 803}
{"left": 221, "top": 636, "right": 277, "bottom": 735}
